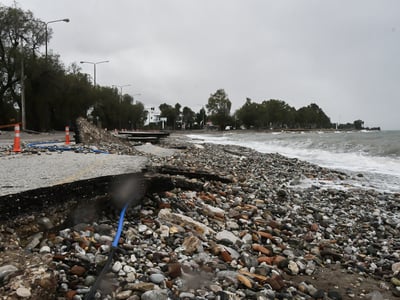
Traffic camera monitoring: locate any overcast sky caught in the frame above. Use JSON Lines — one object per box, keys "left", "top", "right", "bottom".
{"left": 2, "top": 0, "right": 400, "bottom": 129}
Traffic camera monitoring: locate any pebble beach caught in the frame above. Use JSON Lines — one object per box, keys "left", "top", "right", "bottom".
{"left": 0, "top": 132, "right": 399, "bottom": 299}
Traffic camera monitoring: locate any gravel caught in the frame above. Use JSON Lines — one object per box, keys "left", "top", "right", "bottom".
{"left": 0, "top": 130, "right": 399, "bottom": 299}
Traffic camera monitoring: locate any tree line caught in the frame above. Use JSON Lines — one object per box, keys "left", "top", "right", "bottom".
{"left": 1, "top": 4, "right": 366, "bottom": 132}
{"left": 0, "top": 4, "right": 147, "bottom": 131}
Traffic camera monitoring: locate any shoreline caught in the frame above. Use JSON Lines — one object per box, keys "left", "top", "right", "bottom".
{"left": 0, "top": 134, "right": 399, "bottom": 299}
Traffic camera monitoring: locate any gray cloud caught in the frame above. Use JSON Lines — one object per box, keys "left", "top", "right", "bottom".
{"left": 3, "top": 0, "right": 400, "bottom": 129}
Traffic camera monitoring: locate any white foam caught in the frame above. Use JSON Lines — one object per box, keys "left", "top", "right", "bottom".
{"left": 186, "top": 132, "right": 400, "bottom": 193}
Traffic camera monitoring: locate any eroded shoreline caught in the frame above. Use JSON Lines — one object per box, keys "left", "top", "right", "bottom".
{"left": 0, "top": 134, "right": 399, "bottom": 299}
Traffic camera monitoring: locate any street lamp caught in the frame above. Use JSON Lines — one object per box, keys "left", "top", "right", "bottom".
{"left": 45, "top": 18, "right": 69, "bottom": 59}
{"left": 80, "top": 60, "right": 109, "bottom": 86}
{"left": 113, "top": 84, "right": 132, "bottom": 101}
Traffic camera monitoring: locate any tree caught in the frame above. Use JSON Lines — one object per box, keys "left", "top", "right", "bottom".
{"left": 0, "top": 4, "right": 46, "bottom": 124}
{"left": 261, "top": 99, "right": 296, "bottom": 129}
{"left": 130, "top": 102, "right": 147, "bottom": 130}
{"left": 206, "top": 89, "right": 232, "bottom": 130}
{"left": 195, "top": 107, "right": 207, "bottom": 128}
{"left": 296, "top": 103, "right": 331, "bottom": 128}
{"left": 235, "top": 98, "right": 262, "bottom": 129}
{"left": 182, "top": 106, "right": 195, "bottom": 129}
{"left": 159, "top": 103, "right": 178, "bottom": 129}
{"left": 353, "top": 119, "right": 364, "bottom": 130}
{"left": 91, "top": 87, "right": 120, "bottom": 129}
{"left": 174, "top": 103, "right": 182, "bottom": 129}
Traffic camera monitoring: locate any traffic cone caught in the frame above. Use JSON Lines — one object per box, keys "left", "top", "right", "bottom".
{"left": 13, "top": 124, "right": 21, "bottom": 152}
{"left": 65, "top": 126, "right": 70, "bottom": 145}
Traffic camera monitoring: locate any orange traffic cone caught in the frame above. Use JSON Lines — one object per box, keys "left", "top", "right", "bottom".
{"left": 65, "top": 126, "right": 70, "bottom": 145}
{"left": 13, "top": 124, "right": 21, "bottom": 152}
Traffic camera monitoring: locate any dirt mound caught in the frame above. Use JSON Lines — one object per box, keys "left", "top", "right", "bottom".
{"left": 75, "top": 117, "right": 139, "bottom": 155}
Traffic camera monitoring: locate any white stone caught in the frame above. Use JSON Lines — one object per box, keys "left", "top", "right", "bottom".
{"left": 130, "top": 254, "right": 137, "bottom": 263}
{"left": 159, "top": 225, "right": 169, "bottom": 239}
{"left": 393, "top": 262, "right": 400, "bottom": 274}
{"left": 215, "top": 230, "right": 240, "bottom": 244}
{"left": 123, "top": 265, "right": 135, "bottom": 273}
{"left": 288, "top": 260, "right": 299, "bottom": 275}
{"left": 39, "top": 246, "right": 51, "bottom": 254}
{"left": 126, "top": 272, "right": 136, "bottom": 282}
{"left": 112, "top": 261, "right": 122, "bottom": 273}
{"left": 138, "top": 224, "right": 148, "bottom": 232}
{"left": 16, "top": 287, "right": 31, "bottom": 298}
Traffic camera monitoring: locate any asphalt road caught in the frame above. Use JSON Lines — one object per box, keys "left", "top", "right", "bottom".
{"left": 0, "top": 131, "right": 150, "bottom": 196}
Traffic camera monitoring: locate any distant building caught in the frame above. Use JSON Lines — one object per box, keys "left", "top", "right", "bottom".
{"left": 144, "top": 106, "right": 161, "bottom": 126}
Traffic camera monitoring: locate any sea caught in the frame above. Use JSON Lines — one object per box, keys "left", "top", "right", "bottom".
{"left": 186, "top": 130, "right": 400, "bottom": 194}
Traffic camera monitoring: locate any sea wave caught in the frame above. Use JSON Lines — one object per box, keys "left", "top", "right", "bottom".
{"left": 186, "top": 130, "right": 400, "bottom": 193}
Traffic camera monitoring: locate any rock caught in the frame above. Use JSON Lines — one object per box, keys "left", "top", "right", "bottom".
{"left": 112, "top": 261, "right": 123, "bottom": 273}
{"left": 70, "top": 265, "right": 86, "bottom": 277}
{"left": 182, "top": 235, "right": 202, "bottom": 254}
{"left": 240, "top": 252, "right": 258, "bottom": 268}
{"left": 16, "top": 287, "right": 31, "bottom": 298}
{"left": 203, "top": 203, "right": 225, "bottom": 218}
{"left": 159, "top": 225, "right": 170, "bottom": 239}
{"left": 0, "top": 264, "right": 18, "bottom": 282}
{"left": 310, "top": 223, "right": 319, "bottom": 232}
{"left": 123, "top": 265, "right": 135, "bottom": 273}
{"left": 227, "top": 221, "right": 240, "bottom": 230}
{"left": 328, "top": 290, "right": 342, "bottom": 300}
{"left": 141, "top": 289, "right": 168, "bottom": 300}
{"left": 366, "top": 291, "right": 384, "bottom": 300}
{"left": 65, "top": 290, "right": 77, "bottom": 299}
{"left": 126, "top": 282, "right": 155, "bottom": 292}
{"left": 167, "top": 263, "right": 182, "bottom": 278}
{"left": 252, "top": 244, "right": 272, "bottom": 256}
{"left": 149, "top": 273, "right": 165, "bottom": 284}
{"left": 25, "top": 232, "right": 43, "bottom": 251}
{"left": 37, "top": 217, "right": 54, "bottom": 230}
{"left": 288, "top": 260, "right": 299, "bottom": 275}
{"left": 237, "top": 274, "right": 252, "bottom": 288}
{"left": 220, "top": 249, "right": 233, "bottom": 262}
{"left": 138, "top": 224, "right": 148, "bottom": 232}
{"left": 266, "top": 275, "right": 285, "bottom": 291}
{"left": 116, "top": 290, "right": 132, "bottom": 299}
{"left": 84, "top": 275, "right": 96, "bottom": 286}
{"left": 313, "top": 289, "right": 325, "bottom": 299}
{"left": 391, "top": 277, "right": 400, "bottom": 286}
{"left": 393, "top": 262, "right": 400, "bottom": 274}
{"left": 216, "top": 230, "right": 240, "bottom": 245}
{"left": 39, "top": 245, "right": 51, "bottom": 253}
{"left": 158, "top": 209, "right": 215, "bottom": 236}
{"left": 217, "top": 270, "right": 239, "bottom": 285}
{"left": 179, "top": 292, "right": 196, "bottom": 299}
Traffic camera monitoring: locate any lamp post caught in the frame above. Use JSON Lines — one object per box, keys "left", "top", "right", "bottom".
{"left": 114, "top": 84, "right": 131, "bottom": 101}
{"left": 80, "top": 60, "right": 109, "bottom": 86}
{"left": 20, "top": 36, "right": 26, "bottom": 130}
{"left": 45, "top": 18, "right": 69, "bottom": 59}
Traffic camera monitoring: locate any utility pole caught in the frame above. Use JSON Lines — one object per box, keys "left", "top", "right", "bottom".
{"left": 20, "top": 37, "right": 26, "bottom": 131}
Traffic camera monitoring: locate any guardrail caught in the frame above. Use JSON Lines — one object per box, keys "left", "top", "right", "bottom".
{"left": 0, "top": 122, "right": 21, "bottom": 129}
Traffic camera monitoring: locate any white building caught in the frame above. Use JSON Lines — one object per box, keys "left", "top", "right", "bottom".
{"left": 144, "top": 106, "right": 161, "bottom": 126}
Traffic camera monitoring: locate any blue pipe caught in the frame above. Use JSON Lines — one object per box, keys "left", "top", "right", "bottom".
{"left": 85, "top": 202, "right": 130, "bottom": 300}
{"left": 26, "top": 141, "right": 109, "bottom": 154}
{"left": 112, "top": 203, "right": 129, "bottom": 248}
